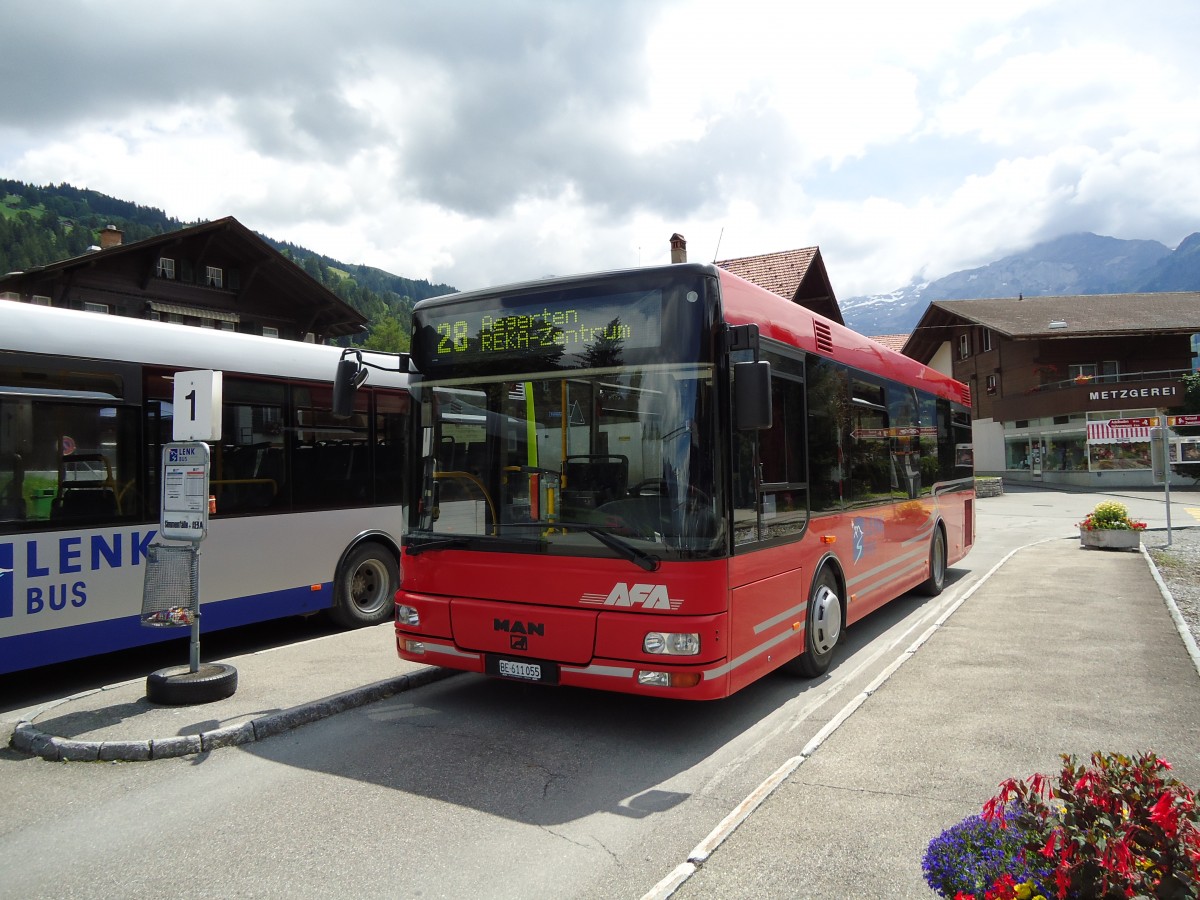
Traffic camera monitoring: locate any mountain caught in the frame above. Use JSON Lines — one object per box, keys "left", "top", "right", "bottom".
{"left": 840, "top": 232, "right": 1200, "bottom": 336}
{"left": 0, "top": 179, "right": 456, "bottom": 348}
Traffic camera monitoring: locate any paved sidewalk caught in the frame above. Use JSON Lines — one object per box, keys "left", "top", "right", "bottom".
{"left": 4, "top": 621, "right": 456, "bottom": 761}
{"left": 659, "top": 538, "right": 1200, "bottom": 898}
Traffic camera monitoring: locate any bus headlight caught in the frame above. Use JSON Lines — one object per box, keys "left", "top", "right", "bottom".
{"left": 643, "top": 632, "right": 700, "bottom": 656}
{"left": 396, "top": 605, "right": 420, "bottom": 627}
{"left": 637, "top": 671, "right": 702, "bottom": 688}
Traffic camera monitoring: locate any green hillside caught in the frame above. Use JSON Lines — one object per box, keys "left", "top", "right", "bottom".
{"left": 0, "top": 179, "right": 457, "bottom": 351}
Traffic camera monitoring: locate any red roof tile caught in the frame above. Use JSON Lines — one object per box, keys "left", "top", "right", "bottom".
{"left": 716, "top": 247, "right": 819, "bottom": 301}
{"left": 870, "top": 333, "right": 910, "bottom": 352}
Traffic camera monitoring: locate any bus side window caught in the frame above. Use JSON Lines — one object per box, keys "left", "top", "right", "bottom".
{"left": 806, "top": 357, "right": 848, "bottom": 513}
{"left": 0, "top": 449, "right": 26, "bottom": 522}
{"left": 849, "top": 376, "right": 891, "bottom": 504}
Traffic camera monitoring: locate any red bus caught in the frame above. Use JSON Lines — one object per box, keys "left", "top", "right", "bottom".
{"left": 346, "top": 262, "right": 974, "bottom": 699}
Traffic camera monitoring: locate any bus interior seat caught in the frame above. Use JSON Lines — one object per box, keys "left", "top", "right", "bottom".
{"left": 437, "top": 435, "right": 458, "bottom": 469}
{"left": 52, "top": 486, "right": 119, "bottom": 522}
{"left": 562, "top": 454, "right": 629, "bottom": 511}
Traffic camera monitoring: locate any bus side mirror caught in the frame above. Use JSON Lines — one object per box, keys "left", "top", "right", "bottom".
{"left": 332, "top": 352, "right": 368, "bottom": 419}
{"left": 734, "top": 360, "right": 772, "bottom": 430}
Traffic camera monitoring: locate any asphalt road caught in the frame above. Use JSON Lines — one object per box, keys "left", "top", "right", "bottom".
{"left": 1, "top": 485, "right": 1196, "bottom": 900}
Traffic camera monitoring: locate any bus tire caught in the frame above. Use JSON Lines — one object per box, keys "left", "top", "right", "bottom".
{"left": 146, "top": 663, "right": 238, "bottom": 706}
{"left": 785, "top": 565, "right": 843, "bottom": 678}
{"left": 331, "top": 542, "right": 399, "bottom": 628}
{"left": 919, "top": 527, "right": 947, "bottom": 596}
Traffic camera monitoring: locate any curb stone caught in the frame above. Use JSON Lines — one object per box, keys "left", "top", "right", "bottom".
{"left": 9, "top": 667, "right": 459, "bottom": 762}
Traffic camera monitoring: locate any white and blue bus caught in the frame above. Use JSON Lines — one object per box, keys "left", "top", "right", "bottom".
{"left": 1, "top": 302, "right": 410, "bottom": 675}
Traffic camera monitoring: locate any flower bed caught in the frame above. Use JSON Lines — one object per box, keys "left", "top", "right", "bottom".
{"left": 923, "top": 751, "right": 1200, "bottom": 899}
{"left": 1079, "top": 501, "right": 1147, "bottom": 551}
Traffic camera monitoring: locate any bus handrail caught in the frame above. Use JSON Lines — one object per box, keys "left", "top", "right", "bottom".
{"left": 432, "top": 470, "right": 497, "bottom": 528}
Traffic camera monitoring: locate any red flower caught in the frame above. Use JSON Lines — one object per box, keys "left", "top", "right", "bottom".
{"left": 1040, "top": 832, "right": 1058, "bottom": 858}
{"left": 1150, "top": 792, "right": 1180, "bottom": 836}
{"left": 984, "top": 874, "right": 1018, "bottom": 900}
{"left": 1104, "top": 838, "right": 1135, "bottom": 878}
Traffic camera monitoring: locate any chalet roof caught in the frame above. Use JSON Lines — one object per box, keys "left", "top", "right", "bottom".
{"left": 902, "top": 291, "right": 1200, "bottom": 364}
{"left": 932, "top": 293, "right": 1200, "bottom": 336}
{"left": 870, "top": 333, "right": 910, "bottom": 352}
{"left": 0, "top": 216, "right": 367, "bottom": 337}
{"left": 716, "top": 246, "right": 844, "bottom": 325}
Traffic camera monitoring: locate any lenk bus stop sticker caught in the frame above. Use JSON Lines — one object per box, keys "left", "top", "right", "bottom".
{"left": 161, "top": 442, "right": 210, "bottom": 542}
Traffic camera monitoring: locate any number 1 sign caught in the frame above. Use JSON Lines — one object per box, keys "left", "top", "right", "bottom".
{"left": 173, "top": 369, "right": 223, "bottom": 442}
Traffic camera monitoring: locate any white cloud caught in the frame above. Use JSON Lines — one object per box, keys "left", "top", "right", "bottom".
{"left": 1, "top": 0, "right": 1196, "bottom": 302}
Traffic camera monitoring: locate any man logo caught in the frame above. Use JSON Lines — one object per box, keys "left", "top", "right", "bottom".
{"left": 0, "top": 543, "right": 13, "bottom": 619}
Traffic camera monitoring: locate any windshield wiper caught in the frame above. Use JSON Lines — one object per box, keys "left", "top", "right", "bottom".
{"left": 527, "top": 521, "right": 661, "bottom": 572}
{"left": 404, "top": 537, "right": 472, "bottom": 556}
{"left": 580, "top": 525, "right": 661, "bottom": 572}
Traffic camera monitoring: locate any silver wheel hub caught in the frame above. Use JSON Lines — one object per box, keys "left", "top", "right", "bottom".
{"left": 811, "top": 584, "right": 842, "bottom": 655}
{"left": 352, "top": 559, "right": 388, "bottom": 611}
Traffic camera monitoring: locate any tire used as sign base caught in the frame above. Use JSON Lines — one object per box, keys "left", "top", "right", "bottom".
{"left": 146, "top": 663, "right": 238, "bottom": 705}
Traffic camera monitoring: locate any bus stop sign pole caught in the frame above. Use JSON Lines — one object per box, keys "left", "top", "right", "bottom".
{"left": 140, "top": 370, "right": 238, "bottom": 705}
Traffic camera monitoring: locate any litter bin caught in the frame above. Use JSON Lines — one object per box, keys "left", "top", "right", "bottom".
{"left": 140, "top": 543, "right": 199, "bottom": 628}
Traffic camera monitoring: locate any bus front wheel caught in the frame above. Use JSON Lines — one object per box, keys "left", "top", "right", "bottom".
{"left": 331, "top": 543, "right": 399, "bottom": 628}
{"left": 785, "top": 566, "right": 843, "bottom": 678}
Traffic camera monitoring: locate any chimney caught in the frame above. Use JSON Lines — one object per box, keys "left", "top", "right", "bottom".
{"left": 669, "top": 233, "right": 687, "bottom": 264}
{"left": 99, "top": 225, "right": 124, "bottom": 250}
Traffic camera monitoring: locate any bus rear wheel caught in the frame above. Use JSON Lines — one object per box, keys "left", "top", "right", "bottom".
{"left": 331, "top": 543, "right": 399, "bottom": 628}
{"left": 785, "top": 565, "right": 843, "bottom": 678}
{"left": 919, "top": 527, "right": 947, "bottom": 596}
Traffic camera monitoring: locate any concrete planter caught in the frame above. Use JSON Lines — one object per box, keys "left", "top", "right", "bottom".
{"left": 1080, "top": 529, "right": 1141, "bottom": 551}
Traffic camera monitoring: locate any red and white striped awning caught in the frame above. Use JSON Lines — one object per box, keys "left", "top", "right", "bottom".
{"left": 1087, "top": 422, "right": 1152, "bottom": 444}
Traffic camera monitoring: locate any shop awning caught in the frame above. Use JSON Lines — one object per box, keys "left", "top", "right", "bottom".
{"left": 1087, "top": 422, "right": 1152, "bottom": 444}
{"left": 149, "top": 301, "right": 240, "bottom": 323}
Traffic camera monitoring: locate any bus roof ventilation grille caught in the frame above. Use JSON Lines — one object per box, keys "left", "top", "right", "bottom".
{"left": 813, "top": 319, "right": 835, "bottom": 354}
{"left": 960, "top": 383, "right": 973, "bottom": 406}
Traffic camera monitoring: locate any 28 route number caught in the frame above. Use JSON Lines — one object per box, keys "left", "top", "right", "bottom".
{"left": 436, "top": 321, "right": 470, "bottom": 354}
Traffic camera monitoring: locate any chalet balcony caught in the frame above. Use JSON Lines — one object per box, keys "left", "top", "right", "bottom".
{"left": 990, "top": 368, "right": 1192, "bottom": 421}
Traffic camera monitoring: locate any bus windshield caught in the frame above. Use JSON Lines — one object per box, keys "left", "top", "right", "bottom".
{"left": 413, "top": 363, "right": 725, "bottom": 562}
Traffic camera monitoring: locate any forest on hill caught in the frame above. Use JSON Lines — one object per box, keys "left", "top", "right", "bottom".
{"left": 0, "top": 179, "right": 457, "bottom": 351}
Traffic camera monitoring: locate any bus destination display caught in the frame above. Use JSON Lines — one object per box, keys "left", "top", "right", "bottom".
{"left": 418, "top": 290, "right": 663, "bottom": 368}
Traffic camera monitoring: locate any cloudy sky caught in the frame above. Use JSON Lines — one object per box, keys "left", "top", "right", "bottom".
{"left": 2, "top": 0, "right": 1197, "bottom": 298}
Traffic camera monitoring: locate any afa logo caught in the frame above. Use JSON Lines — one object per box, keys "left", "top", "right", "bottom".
{"left": 579, "top": 582, "right": 683, "bottom": 610}
{"left": 1, "top": 542, "right": 12, "bottom": 619}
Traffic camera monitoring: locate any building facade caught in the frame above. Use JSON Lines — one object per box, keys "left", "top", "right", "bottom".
{"left": 0, "top": 217, "right": 366, "bottom": 342}
{"left": 904, "top": 293, "right": 1200, "bottom": 487}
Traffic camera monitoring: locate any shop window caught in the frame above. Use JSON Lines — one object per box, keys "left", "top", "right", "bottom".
{"left": 1006, "top": 438, "right": 1031, "bottom": 470}
{"left": 1089, "top": 441, "right": 1151, "bottom": 471}
{"left": 1044, "top": 436, "right": 1087, "bottom": 471}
